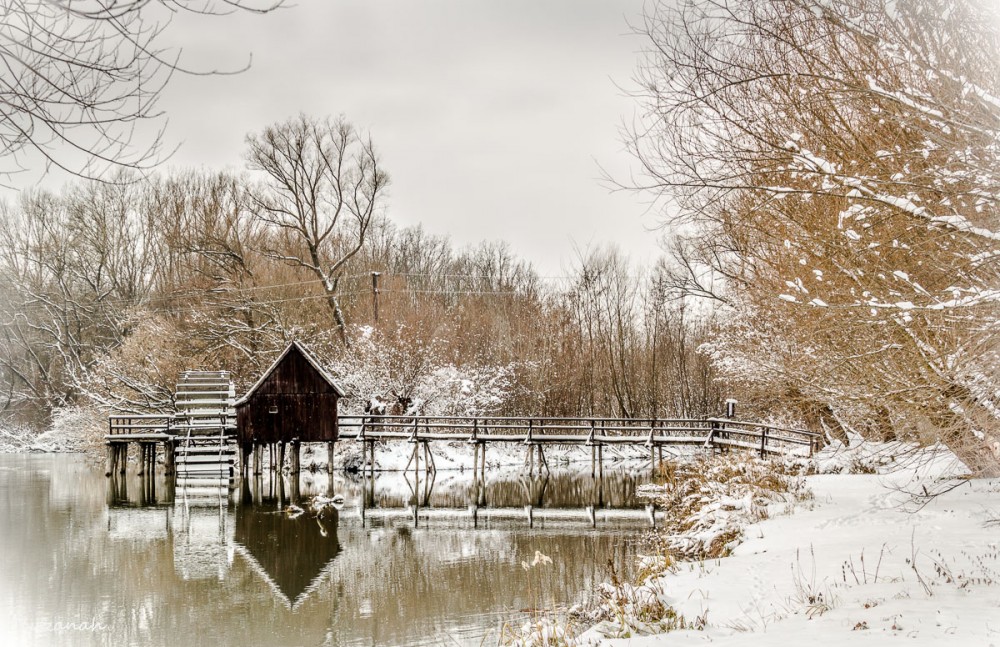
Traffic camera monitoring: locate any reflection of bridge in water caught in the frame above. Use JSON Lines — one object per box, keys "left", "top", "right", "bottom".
{"left": 105, "top": 467, "right": 654, "bottom": 609}
{"left": 348, "top": 469, "right": 661, "bottom": 529}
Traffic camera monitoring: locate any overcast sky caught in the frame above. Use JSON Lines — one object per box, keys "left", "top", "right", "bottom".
{"left": 58, "top": 1, "right": 668, "bottom": 276}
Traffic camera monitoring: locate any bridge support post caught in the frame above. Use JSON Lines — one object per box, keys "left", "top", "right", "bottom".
{"left": 165, "top": 439, "right": 176, "bottom": 476}
{"left": 105, "top": 444, "right": 115, "bottom": 477}
{"left": 537, "top": 445, "right": 550, "bottom": 475}
{"left": 291, "top": 439, "right": 301, "bottom": 475}
{"left": 423, "top": 441, "right": 435, "bottom": 474}
{"left": 137, "top": 443, "right": 147, "bottom": 476}
{"left": 290, "top": 471, "right": 301, "bottom": 506}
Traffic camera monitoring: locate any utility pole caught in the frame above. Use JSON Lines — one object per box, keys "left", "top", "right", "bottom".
{"left": 371, "top": 272, "right": 381, "bottom": 324}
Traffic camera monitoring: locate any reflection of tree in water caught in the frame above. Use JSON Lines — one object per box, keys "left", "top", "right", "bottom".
{"left": 234, "top": 494, "right": 340, "bottom": 609}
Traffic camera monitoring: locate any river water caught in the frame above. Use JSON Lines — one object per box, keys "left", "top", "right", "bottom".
{"left": 0, "top": 453, "right": 656, "bottom": 646}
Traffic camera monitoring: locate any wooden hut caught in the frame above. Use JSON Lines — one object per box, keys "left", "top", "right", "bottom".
{"left": 236, "top": 341, "right": 345, "bottom": 475}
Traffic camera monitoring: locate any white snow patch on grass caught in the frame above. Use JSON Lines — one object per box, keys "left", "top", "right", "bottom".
{"left": 585, "top": 446, "right": 999, "bottom": 647}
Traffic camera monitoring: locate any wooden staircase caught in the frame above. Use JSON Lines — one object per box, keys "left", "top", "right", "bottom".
{"left": 173, "top": 371, "right": 237, "bottom": 481}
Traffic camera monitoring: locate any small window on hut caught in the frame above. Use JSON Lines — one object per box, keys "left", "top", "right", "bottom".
{"left": 269, "top": 405, "right": 279, "bottom": 415}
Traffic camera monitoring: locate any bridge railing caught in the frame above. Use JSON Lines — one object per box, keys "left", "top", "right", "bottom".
{"left": 338, "top": 415, "right": 821, "bottom": 456}
{"left": 707, "top": 418, "right": 822, "bottom": 456}
{"left": 108, "top": 414, "right": 173, "bottom": 438}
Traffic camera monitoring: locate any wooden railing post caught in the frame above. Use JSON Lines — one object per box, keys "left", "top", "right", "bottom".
{"left": 760, "top": 427, "right": 768, "bottom": 458}
{"left": 647, "top": 424, "right": 656, "bottom": 475}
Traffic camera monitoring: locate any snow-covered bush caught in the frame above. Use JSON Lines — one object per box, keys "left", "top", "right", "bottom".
{"left": 640, "top": 454, "right": 811, "bottom": 560}
{"left": 0, "top": 406, "right": 104, "bottom": 453}
{"left": 315, "top": 324, "right": 520, "bottom": 417}
{"left": 31, "top": 405, "right": 103, "bottom": 453}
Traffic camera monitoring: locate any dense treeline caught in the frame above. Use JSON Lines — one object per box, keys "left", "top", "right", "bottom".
{"left": 0, "top": 167, "right": 723, "bottom": 429}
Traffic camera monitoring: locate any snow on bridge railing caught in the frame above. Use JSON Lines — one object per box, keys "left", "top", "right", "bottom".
{"left": 336, "top": 415, "right": 820, "bottom": 457}
{"left": 107, "top": 414, "right": 173, "bottom": 436}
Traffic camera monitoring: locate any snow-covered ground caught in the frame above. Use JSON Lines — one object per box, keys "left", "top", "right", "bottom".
{"left": 300, "top": 439, "right": 658, "bottom": 473}
{"left": 582, "top": 444, "right": 1000, "bottom": 646}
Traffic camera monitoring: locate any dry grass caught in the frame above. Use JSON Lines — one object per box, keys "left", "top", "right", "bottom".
{"left": 643, "top": 453, "right": 812, "bottom": 560}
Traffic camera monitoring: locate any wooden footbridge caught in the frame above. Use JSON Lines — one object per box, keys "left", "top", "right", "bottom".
{"left": 107, "top": 345, "right": 820, "bottom": 478}
{"left": 338, "top": 414, "right": 821, "bottom": 478}
{"left": 109, "top": 410, "right": 821, "bottom": 478}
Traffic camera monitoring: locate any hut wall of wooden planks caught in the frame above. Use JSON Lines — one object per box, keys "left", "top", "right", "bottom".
{"left": 235, "top": 341, "right": 345, "bottom": 476}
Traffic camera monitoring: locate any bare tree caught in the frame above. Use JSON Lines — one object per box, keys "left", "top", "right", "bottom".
{"left": 245, "top": 114, "right": 390, "bottom": 347}
{"left": 627, "top": 0, "right": 1000, "bottom": 474}
{"left": 0, "top": 0, "right": 280, "bottom": 184}
{"left": 0, "top": 176, "right": 159, "bottom": 415}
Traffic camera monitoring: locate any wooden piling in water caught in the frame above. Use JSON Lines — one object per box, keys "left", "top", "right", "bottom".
{"left": 164, "top": 440, "right": 175, "bottom": 476}
{"left": 290, "top": 438, "right": 300, "bottom": 475}
{"left": 327, "top": 441, "right": 335, "bottom": 474}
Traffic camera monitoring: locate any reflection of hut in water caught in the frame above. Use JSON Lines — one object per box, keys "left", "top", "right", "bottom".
{"left": 234, "top": 503, "right": 340, "bottom": 609}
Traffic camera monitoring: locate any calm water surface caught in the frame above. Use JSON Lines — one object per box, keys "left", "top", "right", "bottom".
{"left": 0, "top": 454, "right": 655, "bottom": 646}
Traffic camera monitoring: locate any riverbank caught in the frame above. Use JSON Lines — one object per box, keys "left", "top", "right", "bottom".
{"left": 574, "top": 442, "right": 1000, "bottom": 646}
{"left": 0, "top": 423, "right": 83, "bottom": 453}
{"left": 306, "top": 438, "right": 660, "bottom": 473}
